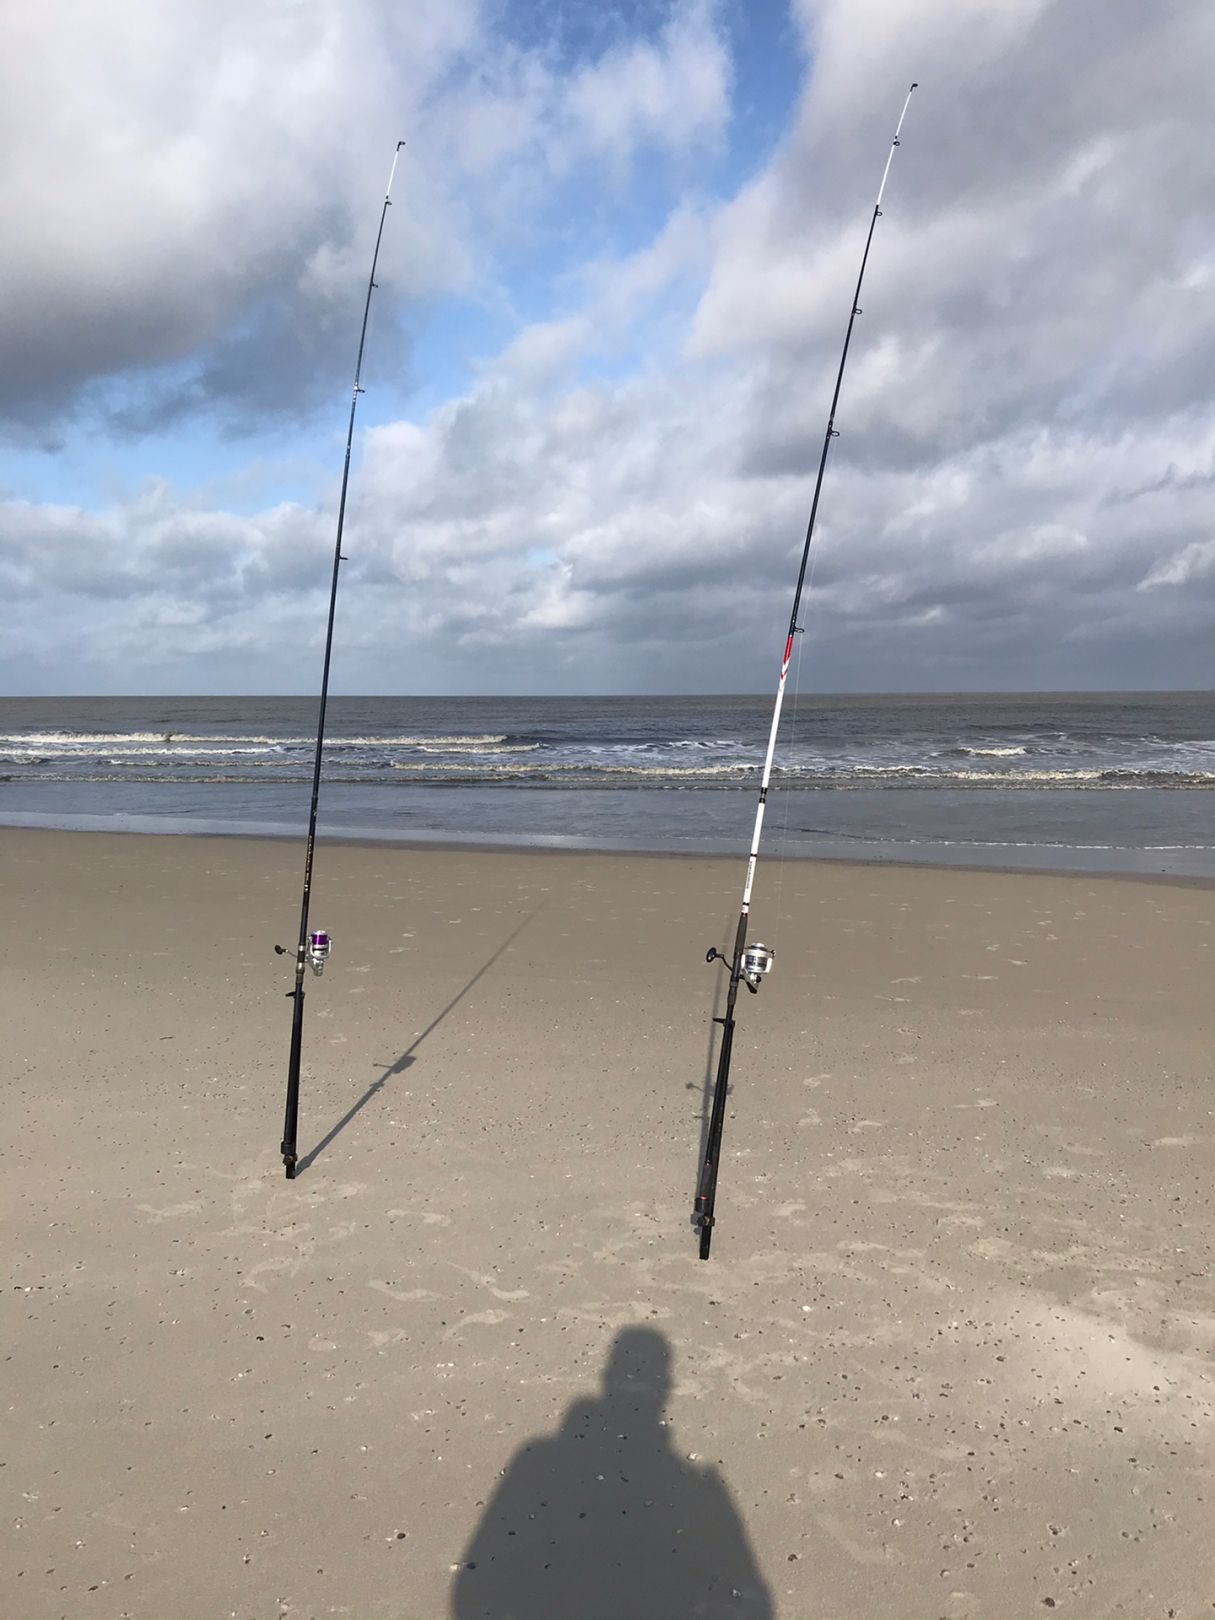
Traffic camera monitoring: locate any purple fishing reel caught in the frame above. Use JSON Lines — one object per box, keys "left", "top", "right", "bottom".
{"left": 306, "top": 929, "right": 332, "bottom": 975}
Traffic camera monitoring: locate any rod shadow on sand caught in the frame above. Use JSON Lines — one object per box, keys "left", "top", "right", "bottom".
{"left": 451, "top": 1327, "right": 774, "bottom": 1620}
{"left": 295, "top": 908, "right": 540, "bottom": 1175}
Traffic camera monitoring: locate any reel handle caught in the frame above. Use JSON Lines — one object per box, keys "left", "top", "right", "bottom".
{"left": 705, "top": 945, "right": 759, "bottom": 990}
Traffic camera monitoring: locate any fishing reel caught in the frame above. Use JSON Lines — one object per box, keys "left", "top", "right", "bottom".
{"left": 306, "top": 930, "right": 332, "bottom": 975}
{"left": 274, "top": 929, "right": 333, "bottom": 976}
{"left": 705, "top": 942, "right": 775, "bottom": 993}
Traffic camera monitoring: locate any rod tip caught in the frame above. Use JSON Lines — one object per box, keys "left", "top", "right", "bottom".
{"left": 910, "top": 81, "right": 918, "bottom": 90}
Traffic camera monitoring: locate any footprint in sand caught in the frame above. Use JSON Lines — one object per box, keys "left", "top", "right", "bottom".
{"left": 369, "top": 1280, "right": 439, "bottom": 1304}
{"left": 137, "top": 1201, "right": 202, "bottom": 1222}
{"left": 444, "top": 1310, "right": 510, "bottom": 1336}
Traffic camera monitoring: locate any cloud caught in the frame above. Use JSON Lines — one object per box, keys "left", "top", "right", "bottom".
{"left": 1, "top": 0, "right": 1213, "bottom": 694}
{"left": 564, "top": 0, "right": 731, "bottom": 173}
{"left": 0, "top": 0, "right": 731, "bottom": 433}
{"left": 0, "top": 3, "right": 462, "bottom": 418}
{"left": 694, "top": 0, "right": 1215, "bottom": 458}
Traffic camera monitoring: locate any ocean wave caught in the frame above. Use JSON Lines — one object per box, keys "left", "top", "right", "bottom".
{"left": 7, "top": 748, "right": 1215, "bottom": 791}
{"left": 0, "top": 730, "right": 511, "bottom": 749}
{"left": 389, "top": 759, "right": 759, "bottom": 778}
{"left": 849, "top": 762, "right": 933, "bottom": 776}
{"left": 415, "top": 741, "right": 540, "bottom": 755}
{"left": 949, "top": 767, "right": 1102, "bottom": 782}
{"left": 127, "top": 745, "right": 284, "bottom": 757}
{"left": 956, "top": 745, "right": 1028, "bottom": 757}
{"left": 841, "top": 766, "right": 1215, "bottom": 786}
{"left": 323, "top": 733, "right": 512, "bottom": 747}
{"left": 14, "top": 764, "right": 1215, "bottom": 793}
{"left": 7, "top": 731, "right": 180, "bottom": 745}
{"left": 181, "top": 734, "right": 312, "bottom": 745}
{"left": 1098, "top": 767, "right": 1215, "bottom": 786}
{"left": 17, "top": 744, "right": 287, "bottom": 760}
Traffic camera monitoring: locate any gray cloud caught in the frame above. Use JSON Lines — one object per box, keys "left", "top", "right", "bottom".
{"left": 0, "top": 0, "right": 729, "bottom": 432}
{"left": 1, "top": 0, "right": 1212, "bottom": 694}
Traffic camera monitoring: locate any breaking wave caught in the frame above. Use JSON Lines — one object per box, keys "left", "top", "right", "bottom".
{"left": 0, "top": 730, "right": 511, "bottom": 749}
{"left": 5, "top": 703, "right": 1215, "bottom": 796}
{"left": 415, "top": 741, "right": 539, "bottom": 755}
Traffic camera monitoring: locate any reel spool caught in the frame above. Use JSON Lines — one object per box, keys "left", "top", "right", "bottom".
{"left": 741, "top": 941, "right": 774, "bottom": 990}
{"left": 306, "top": 929, "right": 332, "bottom": 975}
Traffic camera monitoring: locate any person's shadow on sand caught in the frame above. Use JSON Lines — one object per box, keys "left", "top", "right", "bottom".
{"left": 451, "top": 1327, "right": 774, "bottom": 1619}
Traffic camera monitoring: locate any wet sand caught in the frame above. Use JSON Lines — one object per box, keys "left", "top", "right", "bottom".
{"left": 3, "top": 827, "right": 1213, "bottom": 1619}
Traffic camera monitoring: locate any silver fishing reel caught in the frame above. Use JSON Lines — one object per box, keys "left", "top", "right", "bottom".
{"left": 306, "top": 929, "right": 332, "bottom": 975}
{"left": 741, "top": 942, "right": 774, "bottom": 990}
{"left": 705, "top": 940, "right": 775, "bottom": 993}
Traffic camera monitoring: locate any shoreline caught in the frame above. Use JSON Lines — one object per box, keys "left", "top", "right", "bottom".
{"left": 3, "top": 809, "right": 1214, "bottom": 886}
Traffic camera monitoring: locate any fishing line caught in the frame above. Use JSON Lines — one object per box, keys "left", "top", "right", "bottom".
{"left": 276, "top": 141, "right": 405, "bottom": 1180}
{"left": 695, "top": 85, "right": 917, "bottom": 1258}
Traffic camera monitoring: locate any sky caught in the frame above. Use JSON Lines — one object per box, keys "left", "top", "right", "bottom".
{"left": 1, "top": 0, "right": 1212, "bottom": 696}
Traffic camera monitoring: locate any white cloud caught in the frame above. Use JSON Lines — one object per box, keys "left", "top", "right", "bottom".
{"left": 2, "top": 0, "right": 1214, "bottom": 693}
{"left": 0, "top": 0, "right": 732, "bottom": 426}
{"left": 1140, "top": 540, "right": 1215, "bottom": 591}
{"left": 0, "top": 0, "right": 478, "bottom": 420}
{"left": 564, "top": 0, "right": 731, "bottom": 173}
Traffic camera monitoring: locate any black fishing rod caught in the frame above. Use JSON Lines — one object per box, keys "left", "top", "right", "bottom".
{"left": 276, "top": 141, "right": 405, "bottom": 1179}
{"left": 694, "top": 85, "right": 917, "bottom": 1258}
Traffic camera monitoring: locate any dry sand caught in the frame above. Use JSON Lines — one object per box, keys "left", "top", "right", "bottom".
{"left": 3, "top": 827, "right": 1213, "bottom": 1619}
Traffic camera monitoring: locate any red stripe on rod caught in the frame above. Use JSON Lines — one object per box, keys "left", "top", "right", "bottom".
{"left": 782, "top": 633, "right": 794, "bottom": 665}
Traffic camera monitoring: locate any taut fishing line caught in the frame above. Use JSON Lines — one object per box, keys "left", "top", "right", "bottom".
{"left": 695, "top": 85, "right": 917, "bottom": 1258}
{"left": 275, "top": 141, "right": 405, "bottom": 1179}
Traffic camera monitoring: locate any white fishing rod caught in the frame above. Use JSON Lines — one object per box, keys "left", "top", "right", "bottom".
{"left": 695, "top": 85, "right": 917, "bottom": 1257}
{"left": 276, "top": 141, "right": 405, "bottom": 1179}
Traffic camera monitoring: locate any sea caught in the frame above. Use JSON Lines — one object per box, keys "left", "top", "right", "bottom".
{"left": 1, "top": 692, "right": 1213, "bottom": 878}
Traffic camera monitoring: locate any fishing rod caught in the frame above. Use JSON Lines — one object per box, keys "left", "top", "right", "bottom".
{"left": 276, "top": 140, "right": 405, "bottom": 1179}
{"left": 694, "top": 85, "right": 917, "bottom": 1258}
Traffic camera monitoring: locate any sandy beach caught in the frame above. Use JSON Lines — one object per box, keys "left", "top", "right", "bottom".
{"left": 3, "top": 826, "right": 1213, "bottom": 1619}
